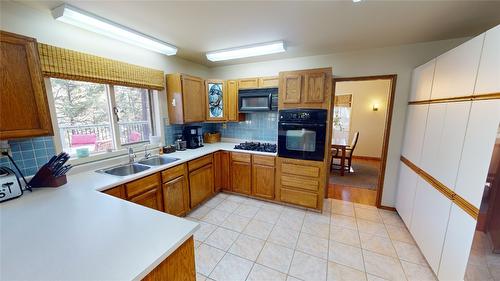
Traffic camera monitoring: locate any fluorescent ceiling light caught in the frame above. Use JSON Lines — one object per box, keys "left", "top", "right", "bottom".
{"left": 353, "top": 0, "right": 362, "bottom": 2}
{"left": 52, "top": 4, "right": 177, "bottom": 56}
{"left": 206, "top": 41, "right": 286, "bottom": 62}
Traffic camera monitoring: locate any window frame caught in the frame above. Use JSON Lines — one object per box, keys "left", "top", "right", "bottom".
{"left": 44, "top": 78, "right": 160, "bottom": 165}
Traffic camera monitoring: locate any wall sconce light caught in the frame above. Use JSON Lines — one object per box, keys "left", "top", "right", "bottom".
{"left": 372, "top": 103, "right": 379, "bottom": 111}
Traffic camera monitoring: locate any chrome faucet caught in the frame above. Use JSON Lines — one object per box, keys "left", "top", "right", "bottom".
{"left": 128, "top": 147, "right": 136, "bottom": 163}
{"left": 144, "top": 144, "right": 152, "bottom": 159}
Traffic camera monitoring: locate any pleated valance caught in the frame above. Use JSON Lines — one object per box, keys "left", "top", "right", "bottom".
{"left": 334, "top": 94, "right": 352, "bottom": 107}
{"left": 37, "top": 43, "right": 164, "bottom": 90}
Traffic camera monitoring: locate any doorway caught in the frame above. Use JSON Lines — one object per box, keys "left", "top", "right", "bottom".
{"left": 328, "top": 75, "right": 396, "bottom": 207}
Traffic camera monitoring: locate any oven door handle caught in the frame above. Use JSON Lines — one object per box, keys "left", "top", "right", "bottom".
{"left": 279, "top": 122, "right": 326, "bottom": 127}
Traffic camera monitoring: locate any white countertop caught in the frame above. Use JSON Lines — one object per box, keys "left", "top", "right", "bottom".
{"left": 0, "top": 142, "right": 276, "bottom": 281}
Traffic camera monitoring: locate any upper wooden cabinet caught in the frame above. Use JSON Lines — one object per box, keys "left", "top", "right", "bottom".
{"left": 166, "top": 73, "right": 205, "bottom": 124}
{"left": 0, "top": 31, "right": 53, "bottom": 140}
{"left": 205, "top": 79, "right": 227, "bottom": 122}
{"left": 279, "top": 68, "right": 332, "bottom": 109}
{"left": 238, "top": 76, "right": 279, "bottom": 89}
{"left": 226, "top": 80, "right": 245, "bottom": 122}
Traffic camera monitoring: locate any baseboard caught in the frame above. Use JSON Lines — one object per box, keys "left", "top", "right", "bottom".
{"left": 378, "top": 205, "right": 396, "bottom": 211}
{"left": 352, "top": 155, "right": 381, "bottom": 161}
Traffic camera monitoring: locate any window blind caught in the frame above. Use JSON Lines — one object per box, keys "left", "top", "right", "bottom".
{"left": 37, "top": 43, "right": 164, "bottom": 90}
{"left": 334, "top": 94, "right": 352, "bottom": 107}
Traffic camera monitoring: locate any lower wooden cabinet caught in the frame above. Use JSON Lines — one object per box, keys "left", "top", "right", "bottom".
{"left": 125, "top": 173, "right": 163, "bottom": 211}
{"left": 214, "top": 151, "right": 231, "bottom": 192}
{"left": 163, "top": 176, "right": 190, "bottom": 217}
{"left": 129, "top": 187, "right": 163, "bottom": 211}
{"left": 231, "top": 153, "right": 252, "bottom": 195}
{"left": 103, "top": 185, "right": 125, "bottom": 199}
{"left": 189, "top": 162, "right": 214, "bottom": 208}
{"left": 252, "top": 155, "right": 275, "bottom": 200}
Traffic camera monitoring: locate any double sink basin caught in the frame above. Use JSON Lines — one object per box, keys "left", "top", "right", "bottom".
{"left": 97, "top": 155, "right": 180, "bottom": 176}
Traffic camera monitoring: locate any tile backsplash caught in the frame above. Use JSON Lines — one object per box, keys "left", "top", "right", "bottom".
{"left": 214, "top": 112, "right": 278, "bottom": 142}
{"left": 0, "top": 136, "right": 56, "bottom": 176}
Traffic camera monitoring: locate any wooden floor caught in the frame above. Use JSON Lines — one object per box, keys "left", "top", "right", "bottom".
{"left": 327, "top": 158, "right": 380, "bottom": 206}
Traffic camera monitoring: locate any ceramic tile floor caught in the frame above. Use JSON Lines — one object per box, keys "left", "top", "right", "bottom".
{"left": 187, "top": 192, "right": 436, "bottom": 281}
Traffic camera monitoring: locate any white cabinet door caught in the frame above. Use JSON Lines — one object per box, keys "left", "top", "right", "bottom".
{"left": 410, "top": 59, "right": 436, "bottom": 102}
{"left": 437, "top": 204, "right": 476, "bottom": 281}
{"left": 410, "top": 179, "right": 452, "bottom": 273}
{"left": 475, "top": 24, "right": 500, "bottom": 95}
{"left": 402, "top": 104, "right": 429, "bottom": 165}
{"left": 431, "top": 34, "right": 484, "bottom": 99}
{"left": 455, "top": 100, "right": 500, "bottom": 208}
{"left": 420, "top": 104, "right": 446, "bottom": 176}
{"left": 395, "top": 162, "right": 419, "bottom": 227}
{"left": 434, "top": 101, "right": 471, "bottom": 189}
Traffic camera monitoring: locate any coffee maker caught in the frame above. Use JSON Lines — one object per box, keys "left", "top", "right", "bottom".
{"left": 183, "top": 126, "right": 203, "bottom": 149}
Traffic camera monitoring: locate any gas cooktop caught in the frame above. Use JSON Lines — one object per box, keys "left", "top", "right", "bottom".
{"left": 234, "top": 142, "right": 277, "bottom": 153}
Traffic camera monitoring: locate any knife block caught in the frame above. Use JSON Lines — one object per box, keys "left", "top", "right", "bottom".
{"left": 28, "top": 165, "right": 67, "bottom": 188}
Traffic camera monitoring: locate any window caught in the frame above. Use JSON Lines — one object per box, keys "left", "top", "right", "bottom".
{"left": 50, "top": 78, "right": 154, "bottom": 157}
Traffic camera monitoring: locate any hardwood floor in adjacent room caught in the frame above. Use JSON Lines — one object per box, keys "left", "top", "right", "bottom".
{"left": 328, "top": 158, "right": 380, "bottom": 206}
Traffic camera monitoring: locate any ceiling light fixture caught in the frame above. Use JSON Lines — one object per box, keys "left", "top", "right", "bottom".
{"left": 52, "top": 4, "right": 177, "bottom": 56}
{"left": 353, "top": 0, "right": 362, "bottom": 2}
{"left": 206, "top": 41, "right": 286, "bottom": 62}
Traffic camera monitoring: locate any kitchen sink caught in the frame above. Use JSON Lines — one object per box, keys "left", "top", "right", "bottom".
{"left": 97, "top": 163, "right": 150, "bottom": 176}
{"left": 138, "top": 156, "right": 180, "bottom": 166}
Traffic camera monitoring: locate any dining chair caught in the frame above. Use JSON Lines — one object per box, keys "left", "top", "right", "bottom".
{"left": 331, "top": 132, "right": 359, "bottom": 173}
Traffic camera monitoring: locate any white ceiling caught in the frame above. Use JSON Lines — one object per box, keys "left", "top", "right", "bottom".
{"left": 18, "top": 0, "right": 500, "bottom": 67}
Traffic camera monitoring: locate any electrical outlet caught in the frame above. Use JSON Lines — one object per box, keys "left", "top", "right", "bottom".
{"left": 222, "top": 123, "right": 227, "bottom": 129}
{"left": 0, "top": 140, "right": 10, "bottom": 156}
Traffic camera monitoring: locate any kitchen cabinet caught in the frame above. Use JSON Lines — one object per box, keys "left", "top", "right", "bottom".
{"left": 433, "top": 102, "right": 471, "bottom": 189}
{"left": 103, "top": 185, "right": 125, "bottom": 199}
{"left": 214, "top": 151, "right": 230, "bottom": 192}
{"left": 276, "top": 157, "right": 325, "bottom": 210}
{"left": 431, "top": 34, "right": 484, "bottom": 99}
{"left": 226, "top": 80, "right": 245, "bottom": 122}
{"left": 188, "top": 155, "right": 214, "bottom": 208}
{"left": 410, "top": 179, "right": 452, "bottom": 273}
{"left": 205, "top": 79, "right": 227, "bottom": 122}
{"left": 279, "top": 68, "right": 331, "bottom": 109}
{"left": 162, "top": 164, "right": 190, "bottom": 217}
{"left": 454, "top": 100, "right": 500, "bottom": 208}
{"left": 401, "top": 105, "right": 429, "bottom": 165}
{"left": 438, "top": 204, "right": 476, "bottom": 281}
{"left": 475, "top": 24, "right": 500, "bottom": 95}
{"left": 409, "top": 59, "right": 435, "bottom": 102}
{"left": 231, "top": 152, "right": 252, "bottom": 195}
{"left": 125, "top": 173, "right": 163, "bottom": 211}
{"left": 395, "top": 162, "right": 418, "bottom": 227}
{"left": 166, "top": 73, "right": 205, "bottom": 124}
{"left": 252, "top": 155, "right": 275, "bottom": 200}
{"left": 420, "top": 103, "right": 446, "bottom": 176}
{"left": 237, "top": 76, "right": 279, "bottom": 89}
{"left": 0, "top": 30, "right": 53, "bottom": 140}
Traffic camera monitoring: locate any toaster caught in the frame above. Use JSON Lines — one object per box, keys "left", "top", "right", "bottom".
{"left": 0, "top": 166, "right": 23, "bottom": 203}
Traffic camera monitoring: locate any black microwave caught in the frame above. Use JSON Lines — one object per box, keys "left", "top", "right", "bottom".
{"left": 238, "top": 88, "right": 278, "bottom": 112}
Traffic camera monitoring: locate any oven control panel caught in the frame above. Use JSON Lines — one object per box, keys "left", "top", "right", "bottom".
{"left": 279, "top": 109, "right": 327, "bottom": 123}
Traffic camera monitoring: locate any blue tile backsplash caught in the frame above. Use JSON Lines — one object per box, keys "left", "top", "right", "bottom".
{"left": 0, "top": 136, "right": 56, "bottom": 176}
{"left": 214, "top": 112, "right": 278, "bottom": 142}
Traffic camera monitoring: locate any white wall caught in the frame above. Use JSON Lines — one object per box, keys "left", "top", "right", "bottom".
{"left": 335, "top": 79, "right": 391, "bottom": 158}
{"left": 209, "top": 38, "right": 468, "bottom": 207}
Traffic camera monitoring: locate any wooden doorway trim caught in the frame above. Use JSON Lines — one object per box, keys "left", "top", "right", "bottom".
{"left": 332, "top": 74, "right": 397, "bottom": 209}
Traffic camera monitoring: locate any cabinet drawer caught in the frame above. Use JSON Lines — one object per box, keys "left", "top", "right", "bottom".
{"left": 188, "top": 154, "right": 213, "bottom": 171}
{"left": 253, "top": 155, "right": 275, "bottom": 166}
{"left": 281, "top": 163, "right": 320, "bottom": 178}
{"left": 232, "top": 152, "right": 251, "bottom": 163}
{"left": 281, "top": 175, "right": 319, "bottom": 191}
{"left": 125, "top": 173, "right": 161, "bottom": 199}
{"left": 162, "top": 164, "right": 186, "bottom": 183}
{"left": 280, "top": 188, "right": 318, "bottom": 209}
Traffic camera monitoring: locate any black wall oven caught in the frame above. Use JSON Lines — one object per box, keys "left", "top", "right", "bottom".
{"left": 278, "top": 109, "right": 327, "bottom": 161}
